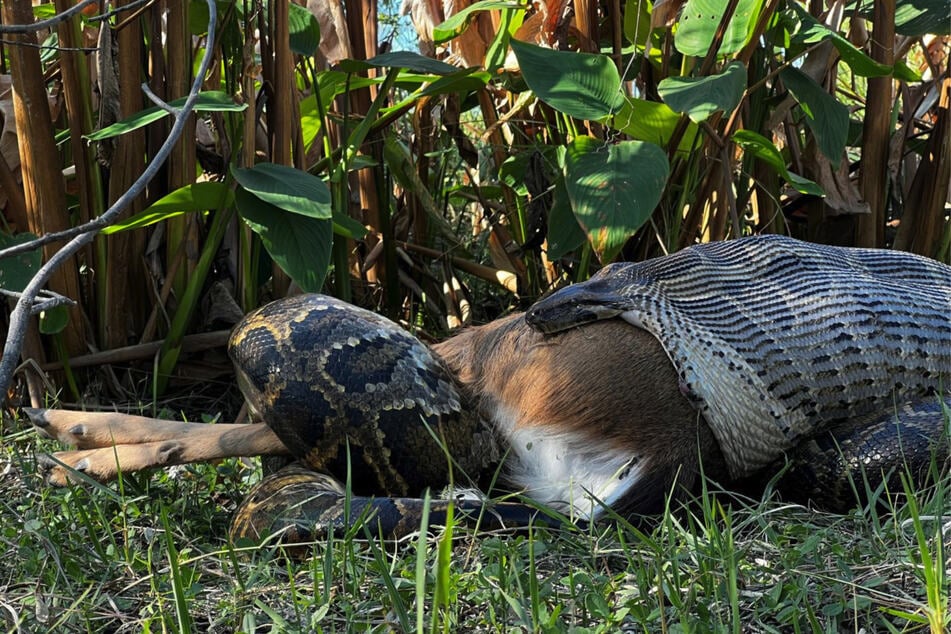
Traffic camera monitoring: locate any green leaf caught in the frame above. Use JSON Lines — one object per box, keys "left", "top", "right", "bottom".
{"left": 658, "top": 61, "right": 747, "bottom": 123}
{"left": 511, "top": 39, "right": 625, "bottom": 120}
{"left": 87, "top": 92, "right": 247, "bottom": 140}
{"left": 332, "top": 211, "right": 368, "bottom": 240}
{"left": 231, "top": 163, "right": 331, "bottom": 219}
{"left": 779, "top": 67, "right": 848, "bottom": 166}
{"left": 289, "top": 2, "right": 320, "bottom": 56}
{"left": 235, "top": 188, "right": 332, "bottom": 293}
{"left": 623, "top": 0, "right": 653, "bottom": 49}
{"left": 892, "top": 59, "right": 922, "bottom": 83}
{"left": 299, "top": 94, "right": 323, "bottom": 152}
{"left": 102, "top": 182, "right": 234, "bottom": 234}
{"left": 433, "top": 1, "right": 524, "bottom": 44}
{"left": 546, "top": 176, "right": 587, "bottom": 259}
{"left": 881, "top": 0, "right": 951, "bottom": 37}
{"left": 733, "top": 130, "right": 824, "bottom": 196}
{"left": 609, "top": 97, "right": 698, "bottom": 149}
{"left": 338, "top": 52, "right": 458, "bottom": 75}
{"left": 0, "top": 232, "right": 41, "bottom": 293}
{"left": 675, "top": 0, "right": 761, "bottom": 57}
{"left": 484, "top": 5, "right": 523, "bottom": 73}
{"left": 564, "top": 138, "right": 669, "bottom": 260}
{"left": 418, "top": 70, "right": 491, "bottom": 99}
{"left": 794, "top": 5, "right": 891, "bottom": 78}
{"left": 39, "top": 305, "right": 69, "bottom": 335}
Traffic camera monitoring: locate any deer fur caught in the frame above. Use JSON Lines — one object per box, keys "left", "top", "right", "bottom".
{"left": 28, "top": 314, "right": 724, "bottom": 513}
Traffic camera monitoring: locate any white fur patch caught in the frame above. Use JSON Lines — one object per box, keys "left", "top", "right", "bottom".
{"left": 491, "top": 404, "right": 643, "bottom": 520}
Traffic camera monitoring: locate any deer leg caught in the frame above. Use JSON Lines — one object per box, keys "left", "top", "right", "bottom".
{"left": 24, "top": 408, "right": 249, "bottom": 448}
{"left": 25, "top": 408, "right": 290, "bottom": 484}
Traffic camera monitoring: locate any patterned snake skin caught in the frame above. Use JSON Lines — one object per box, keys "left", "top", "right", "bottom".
{"left": 228, "top": 296, "right": 552, "bottom": 543}
{"left": 527, "top": 235, "right": 951, "bottom": 478}
{"left": 229, "top": 236, "right": 950, "bottom": 544}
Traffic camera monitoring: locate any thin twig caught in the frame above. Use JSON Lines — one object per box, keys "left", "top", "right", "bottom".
{"left": 0, "top": 0, "right": 219, "bottom": 398}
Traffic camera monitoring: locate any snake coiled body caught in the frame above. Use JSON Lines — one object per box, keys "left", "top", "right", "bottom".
{"left": 229, "top": 236, "right": 950, "bottom": 544}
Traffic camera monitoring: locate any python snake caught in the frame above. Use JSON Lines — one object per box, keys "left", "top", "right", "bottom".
{"left": 229, "top": 236, "right": 950, "bottom": 545}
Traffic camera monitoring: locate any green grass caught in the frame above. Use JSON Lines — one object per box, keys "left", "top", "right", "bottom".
{"left": 1, "top": 410, "right": 948, "bottom": 633}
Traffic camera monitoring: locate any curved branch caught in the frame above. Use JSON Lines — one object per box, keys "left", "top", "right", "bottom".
{"left": 0, "top": 0, "right": 218, "bottom": 399}
{"left": 0, "top": 0, "right": 98, "bottom": 34}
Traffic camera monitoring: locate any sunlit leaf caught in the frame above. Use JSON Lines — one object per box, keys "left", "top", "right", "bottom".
{"left": 511, "top": 39, "right": 625, "bottom": 120}
{"left": 289, "top": 2, "right": 320, "bottom": 56}
{"left": 432, "top": 1, "right": 524, "bottom": 44}
{"left": 102, "top": 183, "right": 234, "bottom": 234}
{"left": 339, "top": 52, "right": 458, "bottom": 75}
{"left": 608, "top": 97, "right": 698, "bottom": 149}
{"left": 332, "top": 212, "right": 368, "bottom": 240}
{"left": 794, "top": 5, "right": 891, "bottom": 77}
{"left": 733, "top": 130, "right": 824, "bottom": 196}
{"left": 86, "top": 92, "right": 247, "bottom": 140}
{"left": 675, "top": 0, "right": 761, "bottom": 57}
{"left": 870, "top": 0, "right": 951, "bottom": 36}
{"left": 565, "top": 138, "right": 669, "bottom": 260}
{"left": 418, "top": 70, "right": 491, "bottom": 98}
{"left": 623, "top": 0, "right": 654, "bottom": 49}
{"left": 658, "top": 61, "right": 746, "bottom": 123}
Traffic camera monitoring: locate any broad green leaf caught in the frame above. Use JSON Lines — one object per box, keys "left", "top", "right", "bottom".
{"left": 338, "top": 52, "right": 458, "bottom": 75}
{"left": 332, "top": 211, "right": 368, "bottom": 240}
{"left": 623, "top": 0, "right": 653, "bottom": 49}
{"left": 675, "top": 0, "right": 761, "bottom": 57}
{"left": 511, "top": 39, "right": 625, "bottom": 120}
{"left": 231, "top": 163, "right": 331, "bottom": 219}
{"left": 499, "top": 154, "right": 532, "bottom": 196}
{"left": 299, "top": 94, "right": 323, "bottom": 152}
{"left": 867, "top": 0, "right": 951, "bottom": 36}
{"left": 102, "top": 183, "right": 234, "bottom": 234}
{"left": 565, "top": 138, "right": 670, "bottom": 260}
{"left": 39, "top": 305, "right": 69, "bottom": 335}
{"left": 779, "top": 67, "right": 848, "bottom": 166}
{"left": 484, "top": 5, "right": 523, "bottom": 72}
{"left": 658, "top": 61, "right": 747, "bottom": 123}
{"left": 433, "top": 1, "right": 524, "bottom": 44}
{"left": 0, "top": 232, "right": 40, "bottom": 292}
{"left": 87, "top": 92, "right": 247, "bottom": 140}
{"left": 547, "top": 176, "right": 587, "bottom": 259}
{"left": 609, "top": 97, "right": 698, "bottom": 149}
{"left": 733, "top": 130, "right": 824, "bottom": 196}
{"left": 794, "top": 5, "right": 891, "bottom": 77}
{"left": 892, "top": 60, "right": 921, "bottom": 82}
{"left": 289, "top": 2, "right": 320, "bottom": 56}
{"left": 418, "top": 70, "right": 491, "bottom": 99}
{"left": 235, "top": 188, "right": 331, "bottom": 293}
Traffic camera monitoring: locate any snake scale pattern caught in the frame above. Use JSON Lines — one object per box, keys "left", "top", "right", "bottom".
{"left": 228, "top": 236, "right": 951, "bottom": 544}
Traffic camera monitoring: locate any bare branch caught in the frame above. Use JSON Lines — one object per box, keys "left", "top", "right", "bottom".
{"left": 0, "top": 0, "right": 219, "bottom": 399}
{"left": 0, "top": 0, "right": 98, "bottom": 34}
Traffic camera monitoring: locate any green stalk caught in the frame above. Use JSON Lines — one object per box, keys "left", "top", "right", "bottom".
{"left": 154, "top": 207, "right": 235, "bottom": 394}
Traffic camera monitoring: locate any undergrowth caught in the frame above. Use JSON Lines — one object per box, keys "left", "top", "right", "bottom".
{"left": 1, "top": 410, "right": 948, "bottom": 633}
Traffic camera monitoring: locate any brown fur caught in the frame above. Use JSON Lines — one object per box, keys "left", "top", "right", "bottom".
{"left": 30, "top": 314, "right": 726, "bottom": 508}
{"left": 436, "top": 315, "right": 727, "bottom": 513}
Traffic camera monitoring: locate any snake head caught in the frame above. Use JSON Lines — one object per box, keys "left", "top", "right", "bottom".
{"left": 526, "top": 271, "right": 632, "bottom": 334}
